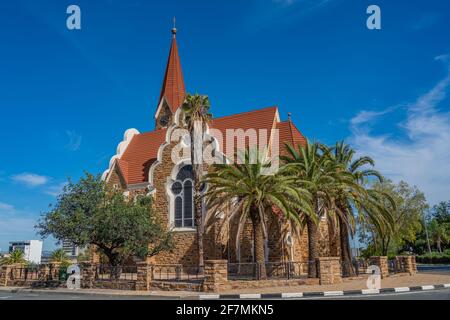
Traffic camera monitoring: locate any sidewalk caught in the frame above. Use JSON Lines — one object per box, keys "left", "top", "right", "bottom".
{"left": 1, "top": 273, "right": 449, "bottom": 298}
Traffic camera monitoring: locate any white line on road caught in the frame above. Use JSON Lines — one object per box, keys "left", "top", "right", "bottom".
{"left": 199, "top": 294, "right": 220, "bottom": 300}
{"left": 362, "top": 289, "right": 380, "bottom": 295}
{"left": 394, "top": 287, "right": 410, "bottom": 293}
{"left": 240, "top": 294, "right": 261, "bottom": 299}
{"left": 281, "top": 292, "right": 303, "bottom": 298}
{"left": 421, "top": 285, "right": 435, "bottom": 290}
{"left": 323, "top": 291, "right": 344, "bottom": 296}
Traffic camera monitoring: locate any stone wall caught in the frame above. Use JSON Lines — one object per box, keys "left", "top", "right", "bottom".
{"left": 202, "top": 260, "right": 228, "bottom": 293}
{"left": 316, "top": 257, "right": 342, "bottom": 285}
{"left": 395, "top": 256, "right": 417, "bottom": 275}
{"left": 369, "top": 256, "right": 389, "bottom": 278}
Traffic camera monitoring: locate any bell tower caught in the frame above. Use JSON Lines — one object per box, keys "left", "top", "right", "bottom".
{"left": 154, "top": 20, "right": 186, "bottom": 129}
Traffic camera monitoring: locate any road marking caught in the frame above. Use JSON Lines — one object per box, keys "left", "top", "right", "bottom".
{"left": 199, "top": 294, "right": 220, "bottom": 300}
{"left": 323, "top": 291, "right": 344, "bottom": 296}
{"left": 240, "top": 294, "right": 261, "bottom": 299}
{"left": 281, "top": 292, "right": 303, "bottom": 298}
{"left": 362, "top": 289, "right": 380, "bottom": 295}
{"left": 0, "top": 296, "right": 12, "bottom": 299}
{"left": 394, "top": 287, "right": 410, "bottom": 293}
{"left": 421, "top": 285, "right": 434, "bottom": 290}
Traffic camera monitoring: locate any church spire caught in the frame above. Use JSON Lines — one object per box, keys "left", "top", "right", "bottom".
{"left": 158, "top": 20, "right": 186, "bottom": 114}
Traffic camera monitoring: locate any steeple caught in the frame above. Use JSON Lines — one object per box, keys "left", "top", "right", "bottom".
{"left": 158, "top": 20, "right": 186, "bottom": 114}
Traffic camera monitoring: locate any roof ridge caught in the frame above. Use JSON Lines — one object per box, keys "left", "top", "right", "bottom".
{"left": 211, "top": 106, "right": 278, "bottom": 121}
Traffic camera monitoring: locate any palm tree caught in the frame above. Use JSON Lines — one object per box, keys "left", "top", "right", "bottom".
{"left": 282, "top": 141, "right": 346, "bottom": 277}
{"left": 1, "top": 249, "right": 26, "bottom": 265}
{"left": 50, "top": 248, "right": 71, "bottom": 266}
{"left": 204, "top": 148, "right": 313, "bottom": 279}
{"left": 330, "top": 141, "right": 384, "bottom": 276}
{"left": 182, "top": 93, "right": 212, "bottom": 272}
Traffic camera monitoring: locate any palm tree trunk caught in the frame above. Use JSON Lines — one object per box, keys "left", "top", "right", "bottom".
{"left": 338, "top": 215, "right": 355, "bottom": 277}
{"left": 194, "top": 181, "right": 204, "bottom": 273}
{"left": 306, "top": 216, "right": 319, "bottom": 278}
{"left": 193, "top": 163, "right": 204, "bottom": 273}
{"left": 252, "top": 214, "right": 266, "bottom": 280}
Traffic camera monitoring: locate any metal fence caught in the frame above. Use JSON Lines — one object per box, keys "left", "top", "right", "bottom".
{"left": 7, "top": 265, "right": 64, "bottom": 282}
{"left": 95, "top": 265, "right": 138, "bottom": 281}
{"left": 152, "top": 264, "right": 203, "bottom": 282}
{"left": 388, "top": 259, "right": 407, "bottom": 274}
{"left": 341, "top": 260, "right": 370, "bottom": 277}
{"left": 227, "top": 261, "right": 313, "bottom": 280}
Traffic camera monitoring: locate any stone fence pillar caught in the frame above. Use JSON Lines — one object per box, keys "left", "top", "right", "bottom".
{"left": 396, "top": 256, "right": 417, "bottom": 275}
{"left": 369, "top": 256, "right": 389, "bottom": 278}
{"left": 80, "top": 263, "right": 95, "bottom": 288}
{"left": 136, "top": 262, "right": 152, "bottom": 291}
{"left": 202, "top": 260, "right": 228, "bottom": 293}
{"left": 38, "top": 264, "right": 50, "bottom": 281}
{"left": 0, "top": 265, "right": 12, "bottom": 286}
{"left": 316, "top": 257, "right": 342, "bottom": 285}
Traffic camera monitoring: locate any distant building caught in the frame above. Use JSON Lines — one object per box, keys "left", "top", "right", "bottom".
{"left": 62, "top": 239, "right": 84, "bottom": 260}
{"left": 40, "top": 251, "right": 53, "bottom": 264}
{"left": 9, "top": 240, "right": 43, "bottom": 264}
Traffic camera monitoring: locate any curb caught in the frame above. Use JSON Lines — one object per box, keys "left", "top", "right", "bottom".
{"left": 0, "top": 287, "right": 192, "bottom": 299}
{"left": 198, "top": 283, "right": 450, "bottom": 299}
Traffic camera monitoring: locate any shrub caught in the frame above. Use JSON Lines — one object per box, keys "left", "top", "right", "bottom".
{"left": 416, "top": 252, "right": 450, "bottom": 264}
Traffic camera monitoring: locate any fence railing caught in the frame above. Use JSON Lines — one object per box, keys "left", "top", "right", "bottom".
{"left": 95, "top": 265, "right": 138, "bottom": 281}
{"left": 152, "top": 264, "right": 203, "bottom": 282}
{"left": 227, "top": 261, "right": 313, "bottom": 280}
{"left": 388, "top": 259, "right": 407, "bottom": 274}
{"left": 341, "top": 260, "right": 370, "bottom": 277}
{"left": 7, "top": 265, "right": 64, "bottom": 282}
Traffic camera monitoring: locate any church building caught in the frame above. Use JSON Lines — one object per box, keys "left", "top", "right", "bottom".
{"left": 102, "top": 27, "right": 340, "bottom": 266}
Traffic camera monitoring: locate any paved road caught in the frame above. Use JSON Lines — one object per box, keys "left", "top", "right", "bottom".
{"left": 0, "top": 291, "right": 177, "bottom": 300}
{"left": 299, "top": 288, "right": 450, "bottom": 300}
{"left": 1, "top": 288, "right": 450, "bottom": 300}
{"left": 417, "top": 264, "right": 450, "bottom": 275}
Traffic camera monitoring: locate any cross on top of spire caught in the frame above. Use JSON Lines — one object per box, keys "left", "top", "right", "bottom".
{"left": 172, "top": 17, "right": 177, "bottom": 36}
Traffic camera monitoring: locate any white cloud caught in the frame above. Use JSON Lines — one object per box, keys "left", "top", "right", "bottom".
{"left": 350, "top": 105, "right": 400, "bottom": 127}
{"left": 65, "top": 130, "right": 82, "bottom": 151}
{"left": 43, "top": 182, "right": 67, "bottom": 197}
{"left": 11, "top": 173, "right": 49, "bottom": 187}
{"left": 349, "top": 56, "right": 450, "bottom": 205}
{"left": 0, "top": 202, "right": 14, "bottom": 213}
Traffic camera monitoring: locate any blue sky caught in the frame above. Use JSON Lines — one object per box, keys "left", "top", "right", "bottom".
{"left": 0, "top": 0, "right": 449, "bottom": 251}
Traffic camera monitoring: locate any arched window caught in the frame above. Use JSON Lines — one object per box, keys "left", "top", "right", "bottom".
{"left": 171, "top": 165, "right": 194, "bottom": 228}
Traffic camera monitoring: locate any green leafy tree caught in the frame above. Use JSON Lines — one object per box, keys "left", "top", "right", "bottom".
{"left": 359, "top": 180, "right": 428, "bottom": 256}
{"left": 36, "top": 173, "right": 173, "bottom": 266}
{"left": 182, "top": 93, "right": 212, "bottom": 271}
{"left": 204, "top": 148, "right": 313, "bottom": 279}
{"left": 429, "top": 219, "right": 450, "bottom": 253}
{"left": 432, "top": 201, "right": 450, "bottom": 224}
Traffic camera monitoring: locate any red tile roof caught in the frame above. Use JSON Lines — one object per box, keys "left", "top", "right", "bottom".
{"left": 118, "top": 129, "right": 167, "bottom": 184}
{"left": 276, "top": 121, "right": 307, "bottom": 156}
{"left": 113, "top": 107, "right": 307, "bottom": 185}
{"left": 158, "top": 34, "right": 185, "bottom": 113}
